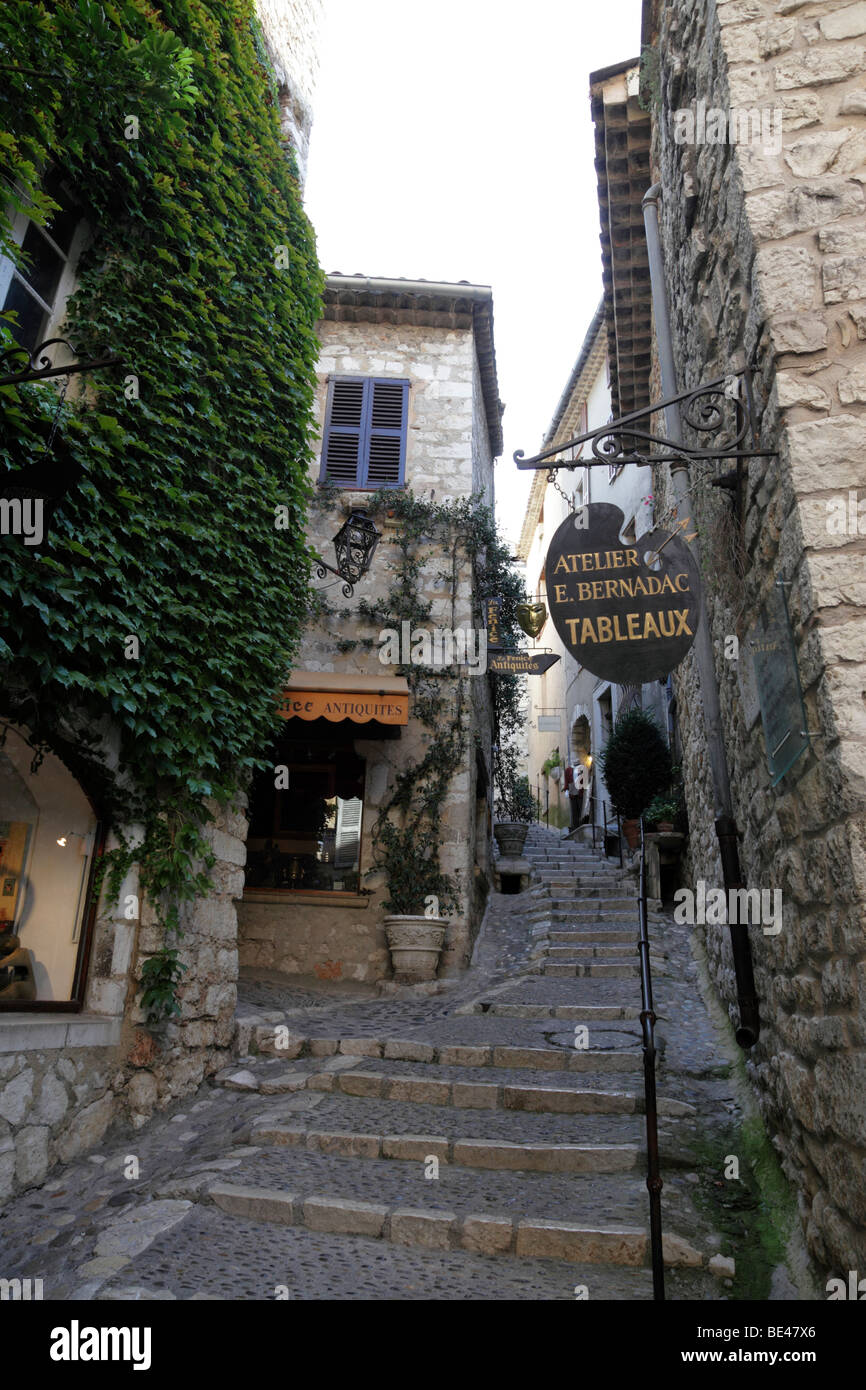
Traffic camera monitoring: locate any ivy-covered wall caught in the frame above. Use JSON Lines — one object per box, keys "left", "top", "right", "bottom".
{"left": 0, "top": 0, "right": 323, "bottom": 1190}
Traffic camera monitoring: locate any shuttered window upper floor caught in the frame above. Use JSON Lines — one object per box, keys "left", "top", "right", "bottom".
{"left": 319, "top": 376, "right": 408, "bottom": 489}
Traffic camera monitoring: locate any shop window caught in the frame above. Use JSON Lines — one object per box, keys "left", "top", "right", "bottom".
{"left": 0, "top": 725, "right": 102, "bottom": 1008}
{"left": 245, "top": 740, "right": 366, "bottom": 894}
{"left": 319, "top": 376, "right": 408, "bottom": 489}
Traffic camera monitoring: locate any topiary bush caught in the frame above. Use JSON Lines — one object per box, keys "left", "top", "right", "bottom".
{"left": 599, "top": 708, "right": 671, "bottom": 820}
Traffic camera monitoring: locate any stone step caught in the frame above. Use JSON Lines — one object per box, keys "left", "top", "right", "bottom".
{"left": 250, "top": 1087, "right": 645, "bottom": 1147}
{"left": 481, "top": 1003, "right": 641, "bottom": 1020}
{"left": 250, "top": 1122, "right": 641, "bottom": 1172}
{"left": 244, "top": 1033, "right": 641, "bottom": 1073}
{"left": 549, "top": 931, "right": 635, "bottom": 943}
{"left": 98, "top": 1202, "right": 687, "bottom": 1299}
{"left": 548, "top": 912, "right": 640, "bottom": 925}
{"left": 539, "top": 962, "right": 641, "bottom": 979}
{"left": 545, "top": 944, "right": 636, "bottom": 957}
{"left": 303, "top": 1068, "right": 691, "bottom": 1116}
{"left": 206, "top": 1181, "right": 704, "bottom": 1269}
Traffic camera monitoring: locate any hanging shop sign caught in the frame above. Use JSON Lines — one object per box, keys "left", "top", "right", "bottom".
{"left": 484, "top": 596, "right": 503, "bottom": 649}
{"left": 488, "top": 651, "right": 560, "bottom": 675}
{"left": 747, "top": 582, "right": 810, "bottom": 785}
{"left": 545, "top": 502, "right": 701, "bottom": 684}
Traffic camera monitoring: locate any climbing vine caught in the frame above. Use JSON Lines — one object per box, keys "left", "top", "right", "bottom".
{"left": 311, "top": 487, "right": 526, "bottom": 917}
{"left": 0, "top": 1, "right": 324, "bottom": 1019}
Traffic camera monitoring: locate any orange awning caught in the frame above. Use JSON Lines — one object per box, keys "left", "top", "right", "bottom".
{"left": 278, "top": 672, "right": 409, "bottom": 725}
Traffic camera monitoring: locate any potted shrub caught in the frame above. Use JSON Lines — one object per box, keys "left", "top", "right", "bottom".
{"left": 644, "top": 794, "right": 680, "bottom": 833}
{"left": 374, "top": 822, "right": 458, "bottom": 982}
{"left": 598, "top": 708, "right": 672, "bottom": 849}
{"left": 493, "top": 743, "right": 537, "bottom": 856}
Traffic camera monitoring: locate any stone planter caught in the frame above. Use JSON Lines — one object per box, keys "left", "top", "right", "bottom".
{"left": 384, "top": 915, "right": 447, "bottom": 983}
{"left": 493, "top": 821, "right": 529, "bottom": 857}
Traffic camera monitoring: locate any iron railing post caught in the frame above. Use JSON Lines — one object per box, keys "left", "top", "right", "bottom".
{"left": 638, "top": 817, "right": 665, "bottom": 1300}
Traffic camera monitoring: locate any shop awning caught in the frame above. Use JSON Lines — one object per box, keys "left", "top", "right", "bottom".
{"left": 278, "top": 672, "right": 410, "bottom": 725}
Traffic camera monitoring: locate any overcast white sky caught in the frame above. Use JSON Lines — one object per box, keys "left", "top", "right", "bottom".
{"left": 304, "top": 0, "right": 643, "bottom": 548}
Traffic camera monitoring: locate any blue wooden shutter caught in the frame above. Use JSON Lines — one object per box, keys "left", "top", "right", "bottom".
{"left": 321, "top": 377, "right": 408, "bottom": 487}
{"left": 322, "top": 378, "right": 365, "bottom": 485}
{"left": 363, "top": 380, "right": 407, "bottom": 487}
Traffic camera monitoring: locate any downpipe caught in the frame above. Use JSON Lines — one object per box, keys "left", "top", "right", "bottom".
{"left": 641, "top": 184, "right": 759, "bottom": 1048}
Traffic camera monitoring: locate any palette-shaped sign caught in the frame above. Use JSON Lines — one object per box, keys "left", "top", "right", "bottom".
{"left": 545, "top": 502, "right": 701, "bottom": 684}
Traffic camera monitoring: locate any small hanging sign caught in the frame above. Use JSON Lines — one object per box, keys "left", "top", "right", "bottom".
{"left": 748, "top": 582, "right": 810, "bottom": 785}
{"left": 484, "top": 596, "right": 503, "bottom": 650}
{"left": 488, "top": 651, "right": 560, "bottom": 675}
{"left": 545, "top": 502, "right": 701, "bottom": 683}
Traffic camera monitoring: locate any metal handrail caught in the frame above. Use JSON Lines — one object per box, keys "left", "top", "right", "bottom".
{"left": 637, "top": 816, "right": 665, "bottom": 1300}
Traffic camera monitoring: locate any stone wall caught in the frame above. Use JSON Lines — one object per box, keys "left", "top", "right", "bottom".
{"left": 255, "top": 0, "right": 323, "bottom": 184}
{"left": 236, "top": 315, "right": 495, "bottom": 983}
{"left": 0, "top": 801, "right": 245, "bottom": 1203}
{"left": 647, "top": 0, "right": 866, "bottom": 1276}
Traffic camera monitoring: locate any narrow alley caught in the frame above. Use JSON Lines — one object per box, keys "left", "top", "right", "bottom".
{"left": 0, "top": 829, "right": 807, "bottom": 1301}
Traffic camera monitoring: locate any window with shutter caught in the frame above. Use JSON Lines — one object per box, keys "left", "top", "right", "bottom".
{"left": 320, "top": 376, "right": 408, "bottom": 488}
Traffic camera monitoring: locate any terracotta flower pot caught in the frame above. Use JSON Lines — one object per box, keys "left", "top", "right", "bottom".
{"left": 622, "top": 818, "right": 641, "bottom": 849}
{"left": 657, "top": 820, "right": 674, "bottom": 833}
{"left": 493, "top": 821, "right": 529, "bottom": 857}
{"left": 384, "top": 915, "right": 447, "bottom": 983}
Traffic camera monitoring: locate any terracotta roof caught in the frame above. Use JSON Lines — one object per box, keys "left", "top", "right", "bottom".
{"left": 589, "top": 61, "right": 653, "bottom": 421}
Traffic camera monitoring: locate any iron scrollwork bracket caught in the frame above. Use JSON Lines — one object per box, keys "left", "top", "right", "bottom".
{"left": 0, "top": 337, "right": 124, "bottom": 387}
{"left": 313, "top": 558, "right": 355, "bottom": 599}
{"left": 513, "top": 368, "right": 777, "bottom": 476}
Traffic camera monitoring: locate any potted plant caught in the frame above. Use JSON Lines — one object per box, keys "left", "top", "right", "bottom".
{"left": 542, "top": 749, "right": 562, "bottom": 784}
{"left": 598, "top": 708, "right": 672, "bottom": 850}
{"left": 644, "top": 794, "right": 680, "bottom": 833}
{"left": 374, "top": 821, "right": 459, "bottom": 983}
{"left": 493, "top": 743, "right": 537, "bottom": 856}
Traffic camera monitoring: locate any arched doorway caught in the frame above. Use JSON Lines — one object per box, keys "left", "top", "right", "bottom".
{"left": 569, "top": 714, "right": 592, "bottom": 829}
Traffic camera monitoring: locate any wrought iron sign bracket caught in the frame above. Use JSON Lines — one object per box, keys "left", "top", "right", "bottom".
{"left": 0, "top": 338, "right": 124, "bottom": 387}
{"left": 514, "top": 368, "right": 777, "bottom": 478}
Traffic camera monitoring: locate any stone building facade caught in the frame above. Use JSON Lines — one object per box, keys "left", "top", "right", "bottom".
{"left": 257, "top": 0, "right": 324, "bottom": 185}
{"left": 236, "top": 274, "right": 503, "bottom": 984}
{"left": 590, "top": 0, "right": 866, "bottom": 1277}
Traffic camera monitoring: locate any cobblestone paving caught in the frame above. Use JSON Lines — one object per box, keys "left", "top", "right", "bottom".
{"left": 94, "top": 1204, "right": 709, "bottom": 1301}
{"left": 0, "top": 828, "right": 770, "bottom": 1301}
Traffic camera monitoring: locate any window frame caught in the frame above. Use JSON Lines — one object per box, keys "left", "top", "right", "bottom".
{"left": 319, "top": 374, "right": 409, "bottom": 490}
{"left": 0, "top": 741, "right": 108, "bottom": 1015}
{"left": 0, "top": 174, "right": 89, "bottom": 355}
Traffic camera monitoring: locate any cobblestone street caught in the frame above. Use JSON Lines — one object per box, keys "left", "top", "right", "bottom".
{"left": 0, "top": 829, "right": 812, "bottom": 1301}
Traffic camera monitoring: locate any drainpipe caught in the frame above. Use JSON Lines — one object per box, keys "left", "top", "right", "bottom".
{"left": 641, "top": 184, "right": 759, "bottom": 1048}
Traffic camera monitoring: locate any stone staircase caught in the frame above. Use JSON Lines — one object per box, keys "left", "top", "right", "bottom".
{"left": 124, "top": 825, "right": 719, "bottom": 1299}
{"left": 53, "top": 824, "right": 732, "bottom": 1300}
